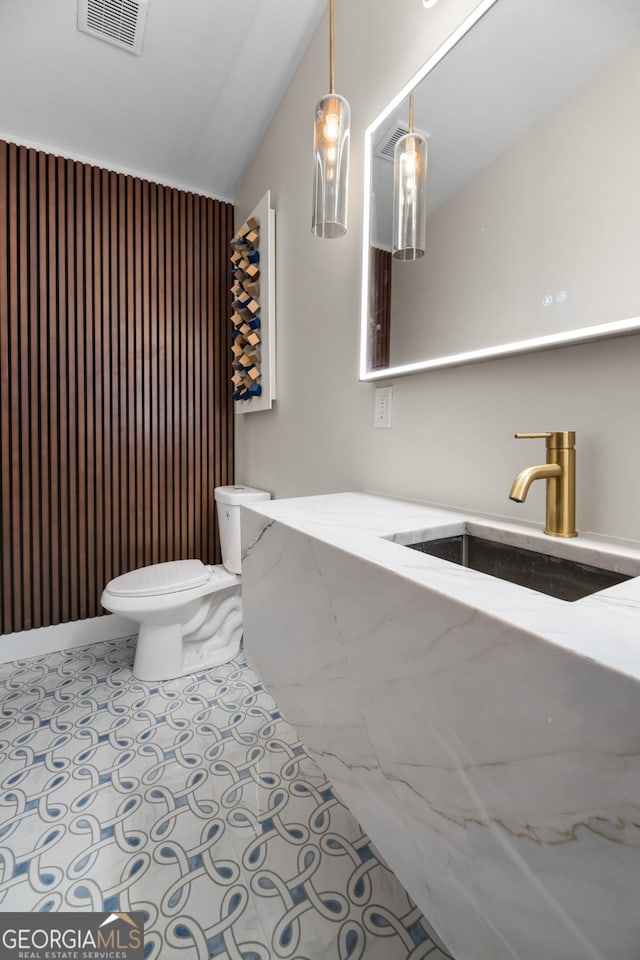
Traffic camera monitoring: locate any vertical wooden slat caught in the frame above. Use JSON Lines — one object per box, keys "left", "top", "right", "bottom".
{"left": 126, "top": 175, "right": 136, "bottom": 575}
{"left": 207, "top": 199, "right": 216, "bottom": 562}
{"left": 28, "top": 149, "right": 42, "bottom": 628}
{"left": 193, "top": 195, "right": 202, "bottom": 560}
{"left": 179, "top": 191, "right": 188, "bottom": 559}
{"left": 0, "top": 142, "right": 12, "bottom": 632}
{"left": 47, "top": 154, "right": 61, "bottom": 625}
{"left": 157, "top": 186, "right": 166, "bottom": 563}
{"left": 212, "top": 200, "right": 221, "bottom": 562}
{"left": 18, "top": 147, "right": 30, "bottom": 628}
{"left": 0, "top": 138, "right": 234, "bottom": 636}
{"left": 185, "top": 192, "right": 194, "bottom": 557}
{"left": 8, "top": 145, "right": 21, "bottom": 627}
{"left": 56, "top": 156, "right": 69, "bottom": 622}
{"left": 118, "top": 174, "right": 128, "bottom": 574}
{"left": 149, "top": 182, "right": 159, "bottom": 565}
{"left": 101, "top": 168, "right": 112, "bottom": 591}
{"left": 225, "top": 204, "right": 234, "bottom": 524}
{"left": 134, "top": 178, "right": 144, "bottom": 568}
{"left": 66, "top": 160, "right": 78, "bottom": 622}
{"left": 91, "top": 167, "right": 104, "bottom": 616}
{"left": 141, "top": 179, "right": 151, "bottom": 566}
{"left": 76, "top": 162, "right": 88, "bottom": 619}
{"left": 109, "top": 170, "right": 119, "bottom": 586}
{"left": 84, "top": 163, "right": 96, "bottom": 619}
{"left": 199, "top": 196, "right": 208, "bottom": 562}
{"left": 172, "top": 189, "right": 180, "bottom": 559}
{"left": 37, "top": 152, "right": 51, "bottom": 627}
{"left": 204, "top": 198, "right": 212, "bottom": 562}
{"left": 164, "top": 187, "right": 174, "bottom": 562}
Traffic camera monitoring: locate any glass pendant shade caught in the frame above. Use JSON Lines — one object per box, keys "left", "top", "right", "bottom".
{"left": 312, "top": 93, "right": 351, "bottom": 239}
{"left": 392, "top": 131, "right": 428, "bottom": 260}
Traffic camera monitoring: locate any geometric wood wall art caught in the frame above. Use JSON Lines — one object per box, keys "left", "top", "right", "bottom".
{"left": 230, "top": 190, "right": 276, "bottom": 413}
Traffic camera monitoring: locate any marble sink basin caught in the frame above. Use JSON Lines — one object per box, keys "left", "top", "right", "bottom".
{"left": 405, "top": 525, "right": 632, "bottom": 601}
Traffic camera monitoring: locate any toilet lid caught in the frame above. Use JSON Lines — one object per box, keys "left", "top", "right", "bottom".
{"left": 107, "top": 560, "right": 210, "bottom": 597}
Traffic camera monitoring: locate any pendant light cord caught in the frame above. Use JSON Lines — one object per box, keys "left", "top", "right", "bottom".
{"left": 409, "top": 93, "right": 414, "bottom": 133}
{"left": 329, "top": 0, "right": 335, "bottom": 94}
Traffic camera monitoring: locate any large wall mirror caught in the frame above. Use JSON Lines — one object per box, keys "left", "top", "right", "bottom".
{"left": 360, "top": 0, "right": 640, "bottom": 379}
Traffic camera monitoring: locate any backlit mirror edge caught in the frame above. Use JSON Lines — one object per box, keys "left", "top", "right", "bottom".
{"left": 358, "top": 0, "right": 640, "bottom": 381}
{"left": 359, "top": 317, "right": 640, "bottom": 381}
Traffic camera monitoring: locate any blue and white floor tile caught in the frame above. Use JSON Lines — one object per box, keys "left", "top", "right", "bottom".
{"left": 0, "top": 637, "right": 453, "bottom": 960}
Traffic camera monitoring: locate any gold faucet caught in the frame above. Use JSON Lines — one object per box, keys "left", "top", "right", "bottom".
{"left": 509, "top": 432, "right": 577, "bottom": 538}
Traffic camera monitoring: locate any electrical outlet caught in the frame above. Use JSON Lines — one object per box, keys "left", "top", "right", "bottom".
{"left": 374, "top": 386, "right": 393, "bottom": 429}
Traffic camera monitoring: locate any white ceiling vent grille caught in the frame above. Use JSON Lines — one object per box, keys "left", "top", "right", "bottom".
{"left": 78, "top": 0, "right": 150, "bottom": 56}
{"left": 374, "top": 120, "right": 430, "bottom": 163}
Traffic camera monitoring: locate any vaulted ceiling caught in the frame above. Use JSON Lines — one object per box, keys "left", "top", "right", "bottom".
{"left": 0, "top": 0, "right": 327, "bottom": 199}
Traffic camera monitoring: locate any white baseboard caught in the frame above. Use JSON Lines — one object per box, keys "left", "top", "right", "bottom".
{"left": 0, "top": 615, "right": 137, "bottom": 664}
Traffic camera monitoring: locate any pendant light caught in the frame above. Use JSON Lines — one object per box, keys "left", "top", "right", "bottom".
{"left": 312, "top": 0, "right": 351, "bottom": 239}
{"left": 392, "top": 95, "right": 428, "bottom": 260}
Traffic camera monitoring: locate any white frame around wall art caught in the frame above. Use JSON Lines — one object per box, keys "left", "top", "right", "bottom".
{"left": 231, "top": 191, "right": 276, "bottom": 413}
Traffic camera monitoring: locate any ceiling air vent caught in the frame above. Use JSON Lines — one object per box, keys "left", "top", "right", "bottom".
{"left": 78, "top": 0, "right": 150, "bottom": 56}
{"left": 374, "top": 120, "right": 430, "bottom": 163}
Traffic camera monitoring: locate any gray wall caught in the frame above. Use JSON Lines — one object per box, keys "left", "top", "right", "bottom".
{"left": 234, "top": 0, "right": 640, "bottom": 544}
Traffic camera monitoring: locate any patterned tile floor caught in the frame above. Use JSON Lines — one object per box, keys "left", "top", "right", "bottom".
{"left": 0, "top": 637, "right": 453, "bottom": 960}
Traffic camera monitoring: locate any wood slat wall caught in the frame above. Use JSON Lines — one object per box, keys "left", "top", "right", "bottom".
{"left": 0, "top": 140, "right": 234, "bottom": 635}
{"left": 367, "top": 246, "right": 391, "bottom": 371}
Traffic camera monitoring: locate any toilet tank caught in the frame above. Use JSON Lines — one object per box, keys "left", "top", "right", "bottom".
{"left": 214, "top": 485, "right": 271, "bottom": 574}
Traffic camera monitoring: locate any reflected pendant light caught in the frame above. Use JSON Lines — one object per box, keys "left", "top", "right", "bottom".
{"left": 392, "top": 94, "right": 428, "bottom": 260}
{"left": 312, "top": 0, "right": 351, "bottom": 239}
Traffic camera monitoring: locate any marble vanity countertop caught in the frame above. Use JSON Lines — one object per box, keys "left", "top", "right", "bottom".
{"left": 240, "top": 491, "right": 640, "bottom": 960}
{"left": 243, "top": 491, "right": 640, "bottom": 681}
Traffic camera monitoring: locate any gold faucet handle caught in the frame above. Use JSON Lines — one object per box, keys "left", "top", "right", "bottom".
{"left": 514, "top": 431, "right": 575, "bottom": 448}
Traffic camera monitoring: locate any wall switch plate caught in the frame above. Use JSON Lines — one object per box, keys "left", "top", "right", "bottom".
{"left": 374, "top": 385, "right": 393, "bottom": 429}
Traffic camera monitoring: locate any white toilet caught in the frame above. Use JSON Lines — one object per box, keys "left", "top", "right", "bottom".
{"left": 100, "top": 485, "right": 270, "bottom": 682}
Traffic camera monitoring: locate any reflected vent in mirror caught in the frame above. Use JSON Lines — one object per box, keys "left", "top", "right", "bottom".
{"left": 374, "top": 120, "right": 430, "bottom": 163}
{"left": 78, "top": 0, "right": 150, "bottom": 55}
{"left": 374, "top": 122, "right": 410, "bottom": 162}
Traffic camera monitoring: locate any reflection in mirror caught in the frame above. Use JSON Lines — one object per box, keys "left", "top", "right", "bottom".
{"left": 361, "top": 0, "right": 640, "bottom": 378}
{"left": 392, "top": 94, "right": 428, "bottom": 261}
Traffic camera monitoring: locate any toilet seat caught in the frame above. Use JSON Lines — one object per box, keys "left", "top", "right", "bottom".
{"left": 101, "top": 561, "right": 240, "bottom": 618}
{"left": 107, "top": 559, "right": 210, "bottom": 598}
